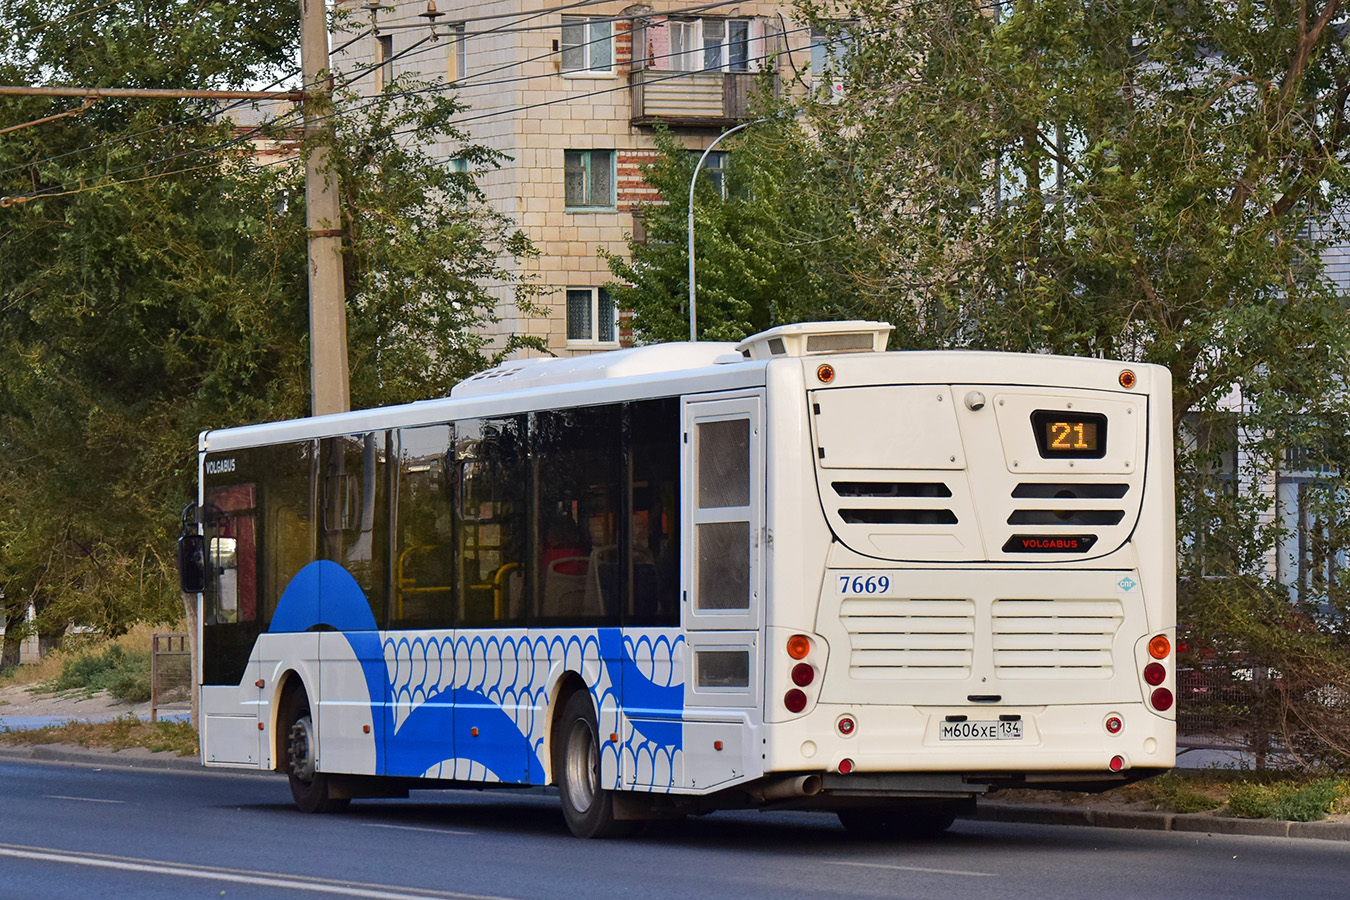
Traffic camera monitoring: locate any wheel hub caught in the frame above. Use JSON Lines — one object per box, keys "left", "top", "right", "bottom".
{"left": 564, "top": 719, "right": 598, "bottom": 813}
{"left": 289, "top": 714, "right": 316, "bottom": 782}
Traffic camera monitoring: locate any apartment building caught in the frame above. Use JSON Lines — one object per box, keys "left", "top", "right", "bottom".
{"left": 331, "top": 1, "right": 823, "bottom": 356}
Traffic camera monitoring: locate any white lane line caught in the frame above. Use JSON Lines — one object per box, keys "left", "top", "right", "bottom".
{"left": 363, "top": 823, "right": 476, "bottom": 836}
{"left": 43, "top": 796, "right": 125, "bottom": 804}
{"left": 0, "top": 844, "right": 521, "bottom": 900}
{"left": 825, "top": 860, "right": 996, "bottom": 878}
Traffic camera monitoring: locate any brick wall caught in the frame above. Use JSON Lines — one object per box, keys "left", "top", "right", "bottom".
{"left": 617, "top": 148, "right": 663, "bottom": 212}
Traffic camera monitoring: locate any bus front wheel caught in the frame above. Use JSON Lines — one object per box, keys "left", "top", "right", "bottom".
{"left": 554, "top": 691, "right": 633, "bottom": 838}
{"left": 284, "top": 689, "right": 350, "bottom": 814}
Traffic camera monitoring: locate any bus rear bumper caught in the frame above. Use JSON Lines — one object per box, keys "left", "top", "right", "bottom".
{"left": 763, "top": 701, "right": 1176, "bottom": 784}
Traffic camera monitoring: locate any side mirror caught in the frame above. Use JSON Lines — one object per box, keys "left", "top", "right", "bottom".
{"left": 177, "top": 500, "right": 207, "bottom": 596}
{"left": 178, "top": 532, "right": 206, "bottom": 594}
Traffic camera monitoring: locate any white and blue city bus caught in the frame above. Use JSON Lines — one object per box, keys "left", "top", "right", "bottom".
{"left": 179, "top": 321, "right": 1176, "bottom": 838}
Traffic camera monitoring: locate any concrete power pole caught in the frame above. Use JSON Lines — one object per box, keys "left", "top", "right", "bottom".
{"left": 300, "top": 0, "right": 351, "bottom": 416}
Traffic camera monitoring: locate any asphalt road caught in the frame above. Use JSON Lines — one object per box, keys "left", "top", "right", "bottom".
{"left": 1, "top": 759, "right": 1346, "bottom": 900}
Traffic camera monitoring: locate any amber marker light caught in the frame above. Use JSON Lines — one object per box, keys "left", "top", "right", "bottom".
{"left": 787, "top": 634, "right": 811, "bottom": 660}
{"left": 817, "top": 363, "right": 835, "bottom": 383}
{"left": 1119, "top": 369, "right": 1137, "bottom": 389}
{"left": 1149, "top": 634, "right": 1171, "bottom": 659}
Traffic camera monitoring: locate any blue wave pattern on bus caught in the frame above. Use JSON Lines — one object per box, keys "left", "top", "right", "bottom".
{"left": 271, "top": 561, "right": 683, "bottom": 788}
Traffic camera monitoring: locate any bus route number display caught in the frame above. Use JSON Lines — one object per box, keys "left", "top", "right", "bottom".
{"left": 1031, "top": 410, "right": 1108, "bottom": 459}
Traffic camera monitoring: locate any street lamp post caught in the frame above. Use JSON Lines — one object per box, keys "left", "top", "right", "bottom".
{"left": 687, "top": 117, "right": 766, "bottom": 342}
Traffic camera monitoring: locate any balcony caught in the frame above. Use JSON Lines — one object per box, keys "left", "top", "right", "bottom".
{"left": 629, "top": 70, "right": 769, "bottom": 128}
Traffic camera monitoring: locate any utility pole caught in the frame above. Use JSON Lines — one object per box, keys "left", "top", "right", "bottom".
{"left": 300, "top": 0, "right": 351, "bottom": 416}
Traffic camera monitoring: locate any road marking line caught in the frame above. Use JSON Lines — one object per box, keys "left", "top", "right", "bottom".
{"left": 825, "top": 860, "right": 995, "bottom": 877}
{"left": 363, "top": 823, "right": 476, "bottom": 836}
{"left": 0, "top": 844, "right": 520, "bottom": 900}
{"left": 43, "top": 795, "right": 125, "bottom": 804}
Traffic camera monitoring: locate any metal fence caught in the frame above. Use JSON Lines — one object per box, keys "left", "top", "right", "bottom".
{"left": 1178, "top": 662, "right": 1279, "bottom": 767}
{"left": 150, "top": 633, "right": 192, "bottom": 723}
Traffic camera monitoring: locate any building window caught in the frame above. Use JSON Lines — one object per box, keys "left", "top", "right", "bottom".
{"left": 690, "top": 150, "right": 729, "bottom": 199}
{"left": 669, "top": 18, "right": 750, "bottom": 72}
{"left": 566, "top": 288, "right": 617, "bottom": 344}
{"left": 810, "top": 26, "right": 850, "bottom": 102}
{"left": 565, "top": 149, "right": 614, "bottom": 209}
{"left": 561, "top": 16, "right": 613, "bottom": 74}
{"left": 375, "top": 34, "right": 393, "bottom": 91}
{"left": 447, "top": 23, "right": 466, "bottom": 82}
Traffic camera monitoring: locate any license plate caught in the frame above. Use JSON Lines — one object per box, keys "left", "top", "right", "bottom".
{"left": 939, "top": 720, "right": 1023, "bottom": 741}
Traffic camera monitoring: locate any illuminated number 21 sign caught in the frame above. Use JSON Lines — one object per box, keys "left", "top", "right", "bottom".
{"left": 1031, "top": 410, "right": 1108, "bottom": 459}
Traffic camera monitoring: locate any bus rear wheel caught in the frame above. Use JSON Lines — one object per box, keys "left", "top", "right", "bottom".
{"left": 284, "top": 688, "right": 350, "bottom": 814}
{"left": 836, "top": 801, "right": 966, "bottom": 840}
{"left": 554, "top": 691, "right": 633, "bottom": 838}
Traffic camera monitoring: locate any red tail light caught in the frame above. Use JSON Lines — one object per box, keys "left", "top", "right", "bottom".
{"left": 791, "top": 663, "right": 815, "bottom": 687}
{"left": 1151, "top": 688, "right": 1174, "bottom": 711}
{"left": 1143, "top": 662, "right": 1166, "bottom": 686}
{"left": 784, "top": 689, "right": 807, "bottom": 713}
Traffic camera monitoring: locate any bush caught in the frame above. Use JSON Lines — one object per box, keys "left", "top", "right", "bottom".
{"left": 41, "top": 644, "right": 152, "bottom": 704}
{"left": 1141, "top": 773, "right": 1222, "bottom": 814}
{"left": 1227, "top": 778, "right": 1348, "bottom": 822}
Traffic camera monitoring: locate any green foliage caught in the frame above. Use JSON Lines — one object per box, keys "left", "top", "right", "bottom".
{"left": 605, "top": 121, "right": 868, "bottom": 344}
{"left": 1227, "top": 778, "right": 1348, "bottom": 822}
{"left": 0, "top": 2, "right": 540, "bottom": 646}
{"left": 41, "top": 644, "right": 152, "bottom": 704}
{"left": 1134, "top": 772, "right": 1223, "bottom": 814}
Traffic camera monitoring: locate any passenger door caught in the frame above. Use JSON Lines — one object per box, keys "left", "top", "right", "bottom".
{"left": 679, "top": 392, "right": 765, "bottom": 791}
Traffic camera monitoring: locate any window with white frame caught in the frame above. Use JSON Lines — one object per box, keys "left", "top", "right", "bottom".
{"left": 447, "top": 23, "right": 466, "bottom": 81}
{"left": 809, "top": 26, "right": 850, "bottom": 101}
{"left": 564, "top": 149, "right": 614, "bottom": 209}
{"left": 561, "top": 16, "right": 613, "bottom": 74}
{"left": 566, "top": 288, "right": 617, "bottom": 344}
{"left": 668, "top": 18, "right": 751, "bottom": 72}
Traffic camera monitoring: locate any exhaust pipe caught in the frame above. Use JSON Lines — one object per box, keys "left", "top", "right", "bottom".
{"left": 751, "top": 774, "right": 823, "bottom": 803}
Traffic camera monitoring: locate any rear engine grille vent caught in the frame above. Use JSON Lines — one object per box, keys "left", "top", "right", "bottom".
{"left": 841, "top": 597, "right": 975, "bottom": 679}
{"left": 842, "top": 509, "right": 958, "bottom": 525}
{"left": 834, "top": 482, "right": 957, "bottom": 525}
{"left": 1007, "top": 482, "right": 1128, "bottom": 528}
{"left": 1007, "top": 509, "right": 1124, "bottom": 526}
{"left": 991, "top": 598, "right": 1123, "bottom": 678}
{"left": 1011, "top": 483, "right": 1129, "bottom": 499}
{"left": 833, "top": 482, "right": 952, "bottom": 498}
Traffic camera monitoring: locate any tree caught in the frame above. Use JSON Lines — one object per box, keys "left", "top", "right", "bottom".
{"left": 605, "top": 122, "right": 865, "bottom": 343}
{"left": 0, "top": 0, "right": 538, "bottom": 662}
{"left": 611, "top": 1, "right": 1350, "bottom": 764}
{"left": 803, "top": 0, "right": 1350, "bottom": 766}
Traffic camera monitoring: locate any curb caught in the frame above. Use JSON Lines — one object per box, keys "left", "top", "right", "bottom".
{"left": 3, "top": 744, "right": 1347, "bottom": 841}
{"left": 971, "top": 800, "right": 1350, "bottom": 842}
{"left": 0, "top": 743, "right": 201, "bottom": 771}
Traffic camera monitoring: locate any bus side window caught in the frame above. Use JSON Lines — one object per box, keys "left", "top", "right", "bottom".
{"left": 455, "top": 416, "right": 527, "bottom": 628}
{"left": 319, "top": 433, "right": 389, "bottom": 627}
{"left": 627, "top": 398, "right": 681, "bottom": 627}
{"left": 393, "top": 425, "right": 456, "bottom": 629}
{"left": 533, "top": 405, "right": 622, "bottom": 627}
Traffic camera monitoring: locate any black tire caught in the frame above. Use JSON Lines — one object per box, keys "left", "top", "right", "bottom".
{"left": 836, "top": 801, "right": 964, "bottom": 840}
{"left": 554, "top": 691, "right": 633, "bottom": 838}
{"left": 284, "top": 688, "right": 350, "bottom": 814}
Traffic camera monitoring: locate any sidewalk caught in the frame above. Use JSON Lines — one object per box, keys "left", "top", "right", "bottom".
{"left": 1, "top": 741, "right": 1347, "bottom": 841}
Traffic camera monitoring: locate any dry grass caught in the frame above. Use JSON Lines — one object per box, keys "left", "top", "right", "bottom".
{"left": 0, "top": 715, "right": 198, "bottom": 757}
{"left": 0, "top": 624, "right": 175, "bottom": 689}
